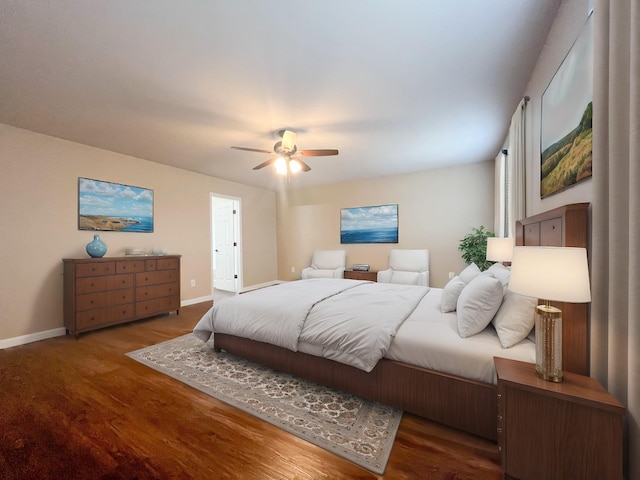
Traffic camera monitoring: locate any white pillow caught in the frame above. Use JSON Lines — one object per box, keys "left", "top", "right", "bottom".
{"left": 439, "top": 263, "right": 482, "bottom": 313}
{"left": 486, "top": 263, "right": 511, "bottom": 287}
{"left": 459, "top": 263, "right": 481, "bottom": 284}
{"left": 492, "top": 290, "right": 538, "bottom": 348}
{"left": 440, "top": 276, "right": 466, "bottom": 313}
{"left": 457, "top": 273, "right": 504, "bottom": 338}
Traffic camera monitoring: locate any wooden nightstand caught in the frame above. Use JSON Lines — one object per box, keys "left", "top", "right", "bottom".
{"left": 343, "top": 270, "right": 377, "bottom": 282}
{"left": 494, "top": 357, "right": 624, "bottom": 480}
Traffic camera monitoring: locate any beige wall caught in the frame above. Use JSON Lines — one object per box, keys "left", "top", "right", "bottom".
{"left": 0, "top": 124, "right": 277, "bottom": 341}
{"left": 277, "top": 161, "right": 495, "bottom": 288}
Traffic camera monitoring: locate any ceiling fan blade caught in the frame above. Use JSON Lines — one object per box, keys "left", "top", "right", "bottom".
{"left": 231, "top": 146, "right": 273, "bottom": 154}
{"left": 299, "top": 149, "right": 339, "bottom": 157}
{"left": 296, "top": 159, "right": 311, "bottom": 172}
{"left": 252, "top": 158, "right": 278, "bottom": 170}
{"left": 281, "top": 130, "right": 297, "bottom": 152}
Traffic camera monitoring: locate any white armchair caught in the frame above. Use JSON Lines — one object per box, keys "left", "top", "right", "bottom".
{"left": 377, "top": 249, "right": 429, "bottom": 286}
{"left": 301, "top": 250, "right": 347, "bottom": 279}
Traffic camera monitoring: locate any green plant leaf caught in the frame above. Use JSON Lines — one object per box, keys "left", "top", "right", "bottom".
{"left": 458, "top": 226, "right": 496, "bottom": 271}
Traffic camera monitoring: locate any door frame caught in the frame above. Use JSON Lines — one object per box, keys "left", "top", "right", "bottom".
{"left": 210, "top": 193, "right": 242, "bottom": 294}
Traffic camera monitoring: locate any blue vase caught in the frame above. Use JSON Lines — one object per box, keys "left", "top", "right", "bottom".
{"left": 86, "top": 235, "right": 107, "bottom": 258}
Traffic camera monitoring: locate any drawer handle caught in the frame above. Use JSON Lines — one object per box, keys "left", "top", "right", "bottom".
{"left": 90, "top": 283, "right": 95, "bottom": 287}
{"left": 90, "top": 300, "right": 94, "bottom": 305}
{"left": 497, "top": 393, "right": 501, "bottom": 399}
{"left": 497, "top": 415, "right": 502, "bottom": 420}
{"left": 497, "top": 428, "right": 502, "bottom": 434}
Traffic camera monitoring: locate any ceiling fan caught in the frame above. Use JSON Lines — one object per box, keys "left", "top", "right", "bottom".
{"left": 231, "top": 130, "right": 339, "bottom": 175}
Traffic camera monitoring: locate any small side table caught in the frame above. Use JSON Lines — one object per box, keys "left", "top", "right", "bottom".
{"left": 343, "top": 270, "right": 377, "bottom": 282}
{"left": 494, "top": 357, "right": 625, "bottom": 480}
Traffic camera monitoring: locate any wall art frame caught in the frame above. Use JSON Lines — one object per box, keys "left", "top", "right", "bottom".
{"left": 78, "top": 177, "right": 154, "bottom": 232}
{"left": 340, "top": 204, "right": 398, "bottom": 244}
{"left": 540, "top": 11, "right": 593, "bottom": 198}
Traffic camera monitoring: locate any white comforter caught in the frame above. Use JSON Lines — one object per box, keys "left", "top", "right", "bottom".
{"left": 193, "top": 278, "right": 428, "bottom": 372}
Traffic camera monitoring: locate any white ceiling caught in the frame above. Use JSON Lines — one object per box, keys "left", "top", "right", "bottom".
{"left": 0, "top": 1, "right": 561, "bottom": 191}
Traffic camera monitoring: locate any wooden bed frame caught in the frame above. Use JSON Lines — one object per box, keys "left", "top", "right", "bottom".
{"left": 214, "top": 203, "right": 590, "bottom": 441}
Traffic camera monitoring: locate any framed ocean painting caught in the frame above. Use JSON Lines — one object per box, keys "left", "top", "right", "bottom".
{"left": 78, "top": 177, "right": 154, "bottom": 232}
{"left": 340, "top": 204, "right": 398, "bottom": 244}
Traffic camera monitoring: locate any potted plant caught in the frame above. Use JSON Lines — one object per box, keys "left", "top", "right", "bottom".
{"left": 458, "top": 226, "right": 495, "bottom": 271}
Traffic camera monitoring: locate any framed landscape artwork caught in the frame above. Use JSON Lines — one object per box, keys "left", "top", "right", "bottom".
{"left": 78, "top": 177, "right": 154, "bottom": 232}
{"left": 540, "top": 12, "right": 593, "bottom": 198}
{"left": 340, "top": 204, "right": 398, "bottom": 244}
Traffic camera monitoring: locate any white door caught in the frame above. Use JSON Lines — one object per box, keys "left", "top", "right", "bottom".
{"left": 212, "top": 196, "right": 240, "bottom": 292}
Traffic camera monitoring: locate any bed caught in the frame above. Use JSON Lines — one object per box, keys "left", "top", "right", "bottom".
{"left": 193, "top": 203, "right": 589, "bottom": 441}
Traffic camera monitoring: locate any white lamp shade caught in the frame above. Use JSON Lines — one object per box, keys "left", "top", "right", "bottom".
{"left": 486, "top": 237, "right": 514, "bottom": 262}
{"left": 508, "top": 246, "right": 591, "bottom": 303}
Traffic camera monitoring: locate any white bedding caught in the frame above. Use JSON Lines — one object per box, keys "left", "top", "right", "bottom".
{"left": 384, "top": 287, "right": 535, "bottom": 384}
{"left": 194, "top": 278, "right": 428, "bottom": 372}
{"left": 194, "top": 279, "right": 536, "bottom": 385}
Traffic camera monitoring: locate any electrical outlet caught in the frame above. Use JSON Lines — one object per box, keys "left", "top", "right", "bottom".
{"left": 190, "top": 279, "right": 196, "bottom": 287}
{"left": 291, "top": 267, "right": 296, "bottom": 273}
{"left": 449, "top": 271, "right": 455, "bottom": 279}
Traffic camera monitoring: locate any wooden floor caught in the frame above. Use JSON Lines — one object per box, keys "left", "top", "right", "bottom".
{"left": 0, "top": 302, "right": 503, "bottom": 479}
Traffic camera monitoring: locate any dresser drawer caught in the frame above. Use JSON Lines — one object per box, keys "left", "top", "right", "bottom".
{"left": 157, "top": 258, "right": 179, "bottom": 270}
{"left": 136, "top": 282, "right": 180, "bottom": 302}
{"left": 136, "top": 296, "right": 180, "bottom": 317}
{"left": 75, "top": 262, "right": 116, "bottom": 277}
{"left": 76, "top": 274, "right": 134, "bottom": 294}
{"left": 76, "top": 289, "right": 134, "bottom": 311}
{"left": 136, "top": 270, "right": 179, "bottom": 286}
{"left": 76, "top": 304, "right": 135, "bottom": 330}
{"left": 116, "top": 260, "right": 146, "bottom": 274}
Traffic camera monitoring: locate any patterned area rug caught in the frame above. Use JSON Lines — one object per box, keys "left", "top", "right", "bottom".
{"left": 126, "top": 334, "right": 402, "bottom": 474}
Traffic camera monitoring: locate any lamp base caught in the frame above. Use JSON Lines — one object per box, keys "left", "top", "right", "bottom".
{"left": 535, "top": 304, "right": 563, "bottom": 383}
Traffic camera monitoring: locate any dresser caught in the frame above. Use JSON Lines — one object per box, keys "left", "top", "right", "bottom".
{"left": 495, "top": 357, "right": 624, "bottom": 480}
{"left": 63, "top": 255, "right": 181, "bottom": 336}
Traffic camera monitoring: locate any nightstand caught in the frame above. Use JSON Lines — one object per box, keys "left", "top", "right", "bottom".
{"left": 494, "top": 357, "right": 624, "bottom": 480}
{"left": 343, "top": 270, "right": 377, "bottom": 282}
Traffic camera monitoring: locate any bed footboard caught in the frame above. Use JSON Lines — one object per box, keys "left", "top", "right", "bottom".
{"left": 214, "top": 333, "right": 497, "bottom": 441}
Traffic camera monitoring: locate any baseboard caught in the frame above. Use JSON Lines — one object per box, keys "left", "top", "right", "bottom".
{"left": 239, "top": 280, "right": 289, "bottom": 293}
{"left": 181, "top": 295, "right": 213, "bottom": 307}
{"left": 0, "top": 327, "right": 67, "bottom": 350}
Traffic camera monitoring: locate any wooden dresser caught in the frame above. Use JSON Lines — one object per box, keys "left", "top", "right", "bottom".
{"left": 63, "top": 255, "right": 181, "bottom": 336}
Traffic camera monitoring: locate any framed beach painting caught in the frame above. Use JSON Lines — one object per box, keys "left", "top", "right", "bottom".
{"left": 340, "top": 204, "right": 398, "bottom": 244}
{"left": 78, "top": 177, "right": 154, "bottom": 232}
{"left": 540, "top": 12, "right": 593, "bottom": 198}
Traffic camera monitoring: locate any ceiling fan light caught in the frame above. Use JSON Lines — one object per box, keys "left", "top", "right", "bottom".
{"left": 289, "top": 159, "right": 302, "bottom": 173}
{"left": 275, "top": 157, "right": 288, "bottom": 175}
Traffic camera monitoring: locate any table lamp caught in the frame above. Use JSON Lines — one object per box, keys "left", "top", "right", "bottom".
{"left": 486, "top": 237, "right": 514, "bottom": 264}
{"left": 508, "top": 246, "right": 591, "bottom": 382}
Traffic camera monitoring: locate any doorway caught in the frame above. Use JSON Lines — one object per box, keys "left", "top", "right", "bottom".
{"left": 211, "top": 194, "right": 242, "bottom": 294}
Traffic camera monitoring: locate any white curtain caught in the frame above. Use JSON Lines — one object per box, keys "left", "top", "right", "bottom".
{"left": 499, "top": 98, "right": 528, "bottom": 237}
{"left": 509, "top": 98, "right": 527, "bottom": 234}
{"left": 591, "top": 0, "right": 640, "bottom": 477}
